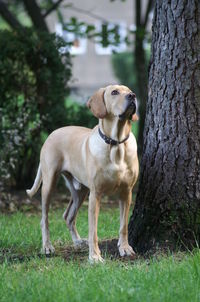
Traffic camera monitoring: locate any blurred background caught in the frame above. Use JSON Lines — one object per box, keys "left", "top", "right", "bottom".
{"left": 0, "top": 0, "right": 153, "bottom": 194}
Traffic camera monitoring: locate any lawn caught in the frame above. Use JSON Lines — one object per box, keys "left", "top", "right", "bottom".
{"left": 0, "top": 202, "right": 200, "bottom": 302}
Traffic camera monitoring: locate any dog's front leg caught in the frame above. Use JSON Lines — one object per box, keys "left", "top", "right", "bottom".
{"left": 88, "top": 191, "right": 104, "bottom": 263}
{"left": 118, "top": 190, "right": 135, "bottom": 257}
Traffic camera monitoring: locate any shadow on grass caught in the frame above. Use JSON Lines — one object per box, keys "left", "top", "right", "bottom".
{"left": 0, "top": 239, "right": 137, "bottom": 264}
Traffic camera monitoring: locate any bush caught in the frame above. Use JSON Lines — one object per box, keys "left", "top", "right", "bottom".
{"left": 0, "top": 29, "right": 71, "bottom": 189}
{"left": 64, "top": 98, "right": 97, "bottom": 129}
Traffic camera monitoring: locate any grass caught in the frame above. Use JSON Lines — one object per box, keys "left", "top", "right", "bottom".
{"left": 0, "top": 205, "right": 119, "bottom": 255}
{"left": 0, "top": 204, "right": 200, "bottom": 302}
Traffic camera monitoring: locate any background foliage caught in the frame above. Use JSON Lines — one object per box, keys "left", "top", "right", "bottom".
{"left": 0, "top": 0, "right": 152, "bottom": 191}
{"left": 111, "top": 49, "right": 150, "bottom": 96}
{"left": 0, "top": 28, "right": 71, "bottom": 189}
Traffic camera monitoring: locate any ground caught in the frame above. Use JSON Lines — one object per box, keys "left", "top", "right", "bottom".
{"left": 0, "top": 191, "right": 200, "bottom": 301}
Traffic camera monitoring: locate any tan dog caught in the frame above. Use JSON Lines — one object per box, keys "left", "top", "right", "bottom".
{"left": 26, "top": 85, "right": 139, "bottom": 262}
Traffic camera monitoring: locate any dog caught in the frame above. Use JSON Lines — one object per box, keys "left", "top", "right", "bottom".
{"left": 26, "top": 84, "right": 139, "bottom": 262}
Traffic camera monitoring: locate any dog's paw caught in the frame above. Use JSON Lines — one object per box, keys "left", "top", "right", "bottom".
{"left": 74, "top": 238, "right": 88, "bottom": 249}
{"left": 118, "top": 243, "right": 135, "bottom": 257}
{"left": 88, "top": 254, "right": 105, "bottom": 264}
{"left": 42, "top": 243, "right": 55, "bottom": 256}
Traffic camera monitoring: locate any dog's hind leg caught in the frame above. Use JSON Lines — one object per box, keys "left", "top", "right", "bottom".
{"left": 62, "top": 173, "right": 89, "bottom": 247}
{"left": 41, "top": 171, "right": 58, "bottom": 255}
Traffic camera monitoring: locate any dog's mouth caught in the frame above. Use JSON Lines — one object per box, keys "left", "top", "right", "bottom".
{"left": 118, "top": 102, "right": 136, "bottom": 121}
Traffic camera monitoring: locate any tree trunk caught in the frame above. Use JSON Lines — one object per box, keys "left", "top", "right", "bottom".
{"left": 129, "top": 0, "right": 200, "bottom": 253}
{"left": 135, "top": 34, "right": 147, "bottom": 153}
{"left": 134, "top": 0, "right": 152, "bottom": 153}
{"left": 22, "top": 0, "right": 49, "bottom": 32}
{"left": 0, "top": 0, "right": 24, "bottom": 30}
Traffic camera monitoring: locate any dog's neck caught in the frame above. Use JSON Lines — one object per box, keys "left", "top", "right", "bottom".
{"left": 99, "top": 116, "right": 131, "bottom": 165}
{"left": 99, "top": 116, "right": 131, "bottom": 143}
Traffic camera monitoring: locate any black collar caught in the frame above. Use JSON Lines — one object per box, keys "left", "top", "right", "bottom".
{"left": 98, "top": 127, "right": 130, "bottom": 146}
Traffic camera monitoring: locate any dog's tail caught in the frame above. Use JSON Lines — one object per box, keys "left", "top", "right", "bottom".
{"left": 26, "top": 163, "right": 42, "bottom": 198}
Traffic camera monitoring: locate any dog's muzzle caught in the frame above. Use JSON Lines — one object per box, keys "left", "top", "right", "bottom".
{"left": 119, "top": 93, "right": 137, "bottom": 121}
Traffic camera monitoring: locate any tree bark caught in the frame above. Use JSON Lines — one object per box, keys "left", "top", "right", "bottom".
{"left": 43, "top": 0, "right": 64, "bottom": 18}
{"left": 129, "top": 0, "right": 200, "bottom": 253}
{"left": 134, "top": 0, "right": 152, "bottom": 153}
{"left": 134, "top": 33, "right": 148, "bottom": 153}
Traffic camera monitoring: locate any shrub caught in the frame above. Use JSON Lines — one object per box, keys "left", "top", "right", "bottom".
{"left": 64, "top": 98, "right": 97, "bottom": 129}
{"left": 0, "top": 29, "right": 71, "bottom": 189}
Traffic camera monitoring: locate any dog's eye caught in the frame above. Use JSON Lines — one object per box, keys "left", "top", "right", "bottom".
{"left": 111, "top": 90, "right": 119, "bottom": 96}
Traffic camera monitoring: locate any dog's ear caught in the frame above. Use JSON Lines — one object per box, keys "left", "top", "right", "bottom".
{"left": 87, "top": 88, "right": 107, "bottom": 119}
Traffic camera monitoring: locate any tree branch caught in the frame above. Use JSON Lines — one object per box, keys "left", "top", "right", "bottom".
{"left": 143, "top": 0, "right": 153, "bottom": 29}
{"left": 135, "top": 0, "right": 141, "bottom": 28}
{"left": 43, "top": 0, "right": 64, "bottom": 18}
{"left": 0, "top": 0, "right": 23, "bottom": 30}
{"left": 62, "top": 3, "right": 108, "bottom": 23}
{"left": 22, "top": 0, "right": 49, "bottom": 32}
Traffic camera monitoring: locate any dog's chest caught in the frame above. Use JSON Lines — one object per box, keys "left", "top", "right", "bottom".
{"left": 89, "top": 133, "right": 137, "bottom": 193}
{"left": 96, "top": 148, "right": 134, "bottom": 192}
{"left": 104, "top": 161, "right": 127, "bottom": 182}
{"left": 98, "top": 160, "right": 133, "bottom": 194}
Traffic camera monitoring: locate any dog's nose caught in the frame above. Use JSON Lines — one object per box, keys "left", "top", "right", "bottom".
{"left": 126, "top": 92, "right": 136, "bottom": 101}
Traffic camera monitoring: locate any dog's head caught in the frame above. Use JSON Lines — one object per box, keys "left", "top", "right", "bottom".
{"left": 87, "top": 85, "right": 138, "bottom": 122}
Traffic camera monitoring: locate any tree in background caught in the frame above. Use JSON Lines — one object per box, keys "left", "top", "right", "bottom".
{"left": 112, "top": 0, "right": 153, "bottom": 151}
{"left": 128, "top": 0, "right": 200, "bottom": 252}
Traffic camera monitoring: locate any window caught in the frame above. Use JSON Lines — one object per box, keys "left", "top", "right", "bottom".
{"left": 95, "top": 22, "right": 127, "bottom": 55}
{"left": 55, "top": 23, "right": 87, "bottom": 55}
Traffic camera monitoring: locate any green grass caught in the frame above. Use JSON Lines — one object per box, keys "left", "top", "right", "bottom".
{"left": 0, "top": 205, "right": 200, "bottom": 302}
{"left": 0, "top": 205, "right": 120, "bottom": 255}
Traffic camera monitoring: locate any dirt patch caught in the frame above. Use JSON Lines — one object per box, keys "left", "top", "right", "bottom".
{"left": 1, "top": 238, "right": 188, "bottom": 265}
{"left": 0, "top": 250, "right": 44, "bottom": 264}
{"left": 0, "top": 239, "right": 138, "bottom": 264}
{"left": 61, "top": 239, "right": 136, "bottom": 262}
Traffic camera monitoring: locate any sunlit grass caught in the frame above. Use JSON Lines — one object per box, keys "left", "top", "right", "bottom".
{"left": 0, "top": 206, "right": 200, "bottom": 302}
{"left": 0, "top": 205, "right": 120, "bottom": 255}
{"left": 0, "top": 250, "right": 200, "bottom": 302}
